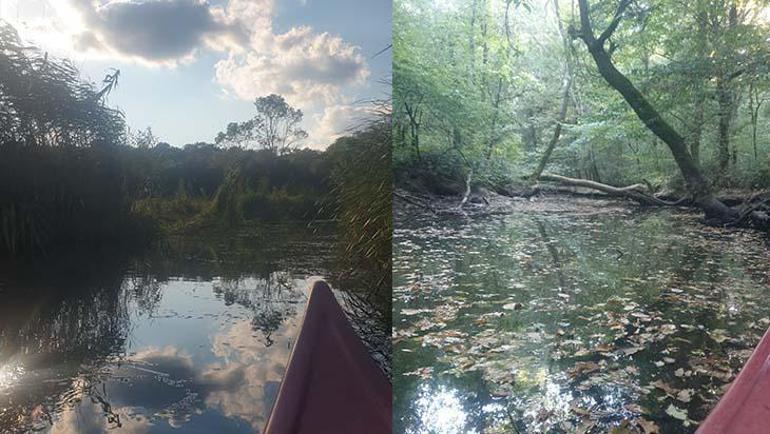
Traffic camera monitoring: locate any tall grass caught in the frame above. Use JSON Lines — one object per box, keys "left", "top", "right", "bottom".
{"left": 326, "top": 119, "right": 393, "bottom": 320}
{"left": 0, "top": 21, "right": 147, "bottom": 258}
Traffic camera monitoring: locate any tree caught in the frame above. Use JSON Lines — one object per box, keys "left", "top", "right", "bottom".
{"left": 215, "top": 94, "right": 308, "bottom": 155}
{"left": 131, "top": 127, "right": 158, "bottom": 149}
{"left": 215, "top": 120, "right": 258, "bottom": 148}
{"left": 573, "top": 0, "right": 738, "bottom": 220}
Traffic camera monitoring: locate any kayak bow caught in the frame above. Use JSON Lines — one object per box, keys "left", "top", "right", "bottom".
{"left": 264, "top": 280, "right": 391, "bottom": 434}
{"left": 697, "top": 327, "right": 770, "bottom": 433}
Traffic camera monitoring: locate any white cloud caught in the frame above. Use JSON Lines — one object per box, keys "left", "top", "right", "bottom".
{"left": 212, "top": 0, "right": 370, "bottom": 137}
{"left": 309, "top": 103, "right": 375, "bottom": 147}
{"left": 2, "top": 0, "right": 372, "bottom": 145}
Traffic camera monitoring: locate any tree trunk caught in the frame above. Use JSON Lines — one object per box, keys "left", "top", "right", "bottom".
{"left": 521, "top": 109, "right": 538, "bottom": 150}
{"left": 484, "top": 77, "right": 505, "bottom": 159}
{"left": 531, "top": 0, "right": 573, "bottom": 181}
{"left": 532, "top": 76, "right": 572, "bottom": 180}
{"left": 575, "top": 0, "right": 737, "bottom": 220}
{"left": 457, "top": 170, "right": 473, "bottom": 209}
{"left": 749, "top": 84, "right": 763, "bottom": 160}
{"left": 716, "top": 76, "right": 732, "bottom": 174}
{"left": 539, "top": 173, "right": 686, "bottom": 206}
{"left": 691, "top": 90, "right": 705, "bottom": 166}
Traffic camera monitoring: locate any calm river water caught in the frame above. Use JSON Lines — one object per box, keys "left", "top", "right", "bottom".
{"left": 393, "top": 198, "right": 770, "bottom": 433}
{"left": 0, "top": 223, "right": 384, "bottom": 433}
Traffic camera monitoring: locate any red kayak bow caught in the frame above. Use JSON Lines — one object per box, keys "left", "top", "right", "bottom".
{"left": 697, "top": 327, "right": 770, "bottom": 433}
{"left": 264, "top": 280, "right": 391, "bottom": 434}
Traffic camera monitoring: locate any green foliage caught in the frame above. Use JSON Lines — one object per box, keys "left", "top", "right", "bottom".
{"left": 0, "top": 20, "right": 378, "bottom": 269}
{"left": 394, "top": 0, "right": 770, "bottom": 194}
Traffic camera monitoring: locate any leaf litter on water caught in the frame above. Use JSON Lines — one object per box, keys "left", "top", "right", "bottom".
{"left": 393, "top": 199, "right": 770, "bottom": 433}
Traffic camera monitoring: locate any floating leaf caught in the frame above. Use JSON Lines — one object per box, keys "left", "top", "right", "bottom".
{"left": 676, "top": 389, "right": 693, "bottom": 403}
{"left": 665, "top": 404, "right": 688, "bottom": 421}
{"left": 622, "top": 346, "right": 644, "bottom": 356}
{"left": 569, "top": 361, "right": 601, "bottom": 377}
{"left": 637, "top": 417, "right": 660, "bottom": 434}
{"left": 709, "top": 329, "right": 730, "bottom": 343}
{"left": 651, "top": 380, "right": 678, "bottom": 395}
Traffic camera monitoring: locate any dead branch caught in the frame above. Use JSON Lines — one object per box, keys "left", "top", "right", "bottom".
{"left": 539, "top": 173, "right": 686, "bottom": 206}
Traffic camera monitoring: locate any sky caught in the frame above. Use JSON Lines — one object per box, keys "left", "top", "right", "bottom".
{"left": 0, "top": 0, "right": 391, "bottom": 149}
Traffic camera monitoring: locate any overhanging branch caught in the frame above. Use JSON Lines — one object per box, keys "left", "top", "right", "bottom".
{"left": 596, "top": 0, "right": 633, "bottom": 46}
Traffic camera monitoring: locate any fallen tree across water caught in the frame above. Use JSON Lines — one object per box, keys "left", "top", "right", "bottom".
{"left": 538, "top": 173, "right": 688, "bottom": 206}
{"left": 536, "top": 173, "right": 770, "bottom": 228}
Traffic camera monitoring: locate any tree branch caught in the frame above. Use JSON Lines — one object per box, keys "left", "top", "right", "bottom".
{"left": 597, "top": 0, "right": 633, "bottom": 46}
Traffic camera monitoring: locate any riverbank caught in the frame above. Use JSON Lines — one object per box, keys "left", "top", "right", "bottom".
{"left": 395, "top": 185, "right": 770, "bottom": 231}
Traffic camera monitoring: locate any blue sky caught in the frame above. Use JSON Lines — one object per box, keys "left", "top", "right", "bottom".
{"left": 0, "top": 0, "right": 391, "bottom": 148}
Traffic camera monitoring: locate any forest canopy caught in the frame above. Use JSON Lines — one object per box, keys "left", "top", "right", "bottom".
{"left": 393, "top": 0, "right": 770, "bottom": 218}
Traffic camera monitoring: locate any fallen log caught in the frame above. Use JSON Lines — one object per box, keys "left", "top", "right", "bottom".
{"left": 538, "top": 173, "right": 686, "bottom": 206}
{"left": 539, "top": 173, "right": 770, "bottom": 229}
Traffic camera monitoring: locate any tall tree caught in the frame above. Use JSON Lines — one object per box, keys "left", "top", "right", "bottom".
{"left": 574, "top": 0, "right": 738, "bottom": 220}
{"left": 215, "top": 94, "right": 307, "bottom": 155}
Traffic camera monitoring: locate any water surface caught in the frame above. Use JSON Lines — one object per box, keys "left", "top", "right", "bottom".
{"left": 0, "top": 223, "right": 356, "bottom": 433}
{"left": 393, "top": 198, "right": 770, "bottom": 433}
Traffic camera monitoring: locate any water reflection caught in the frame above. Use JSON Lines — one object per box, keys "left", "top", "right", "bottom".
{"left": 393, "top": 202, "right": 770, "bottom": 433}
{"left": 412, "top": 384, "right": 470, "bottom": 434}
{"left": 0, "top": 224, "right": 356, "bottom": 433}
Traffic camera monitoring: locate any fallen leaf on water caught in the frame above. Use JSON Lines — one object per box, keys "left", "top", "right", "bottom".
{"left": 651, "top": 379, "right": 678, "bottom": 395}
{"left": 622, "top": 346, "right": 644, "bottom": 356}
{"left": 570, "top": 402, "right": 591, "bottom": 416}
{"left": 666, "top": 404, "right": 688, "bottom": 421}
{"left": 595, "top": 343, "right": 614, "bottom": 352}
{"left": 637, "top": 417, "right": 660, "bottom": 434}
{"left": 569, "top": 361, "right": 601, "bottom": 377}
{"left": 660, "top": 324, "right": 677, "bottom": 334}
{"left": 403, "top": 367, "right": 434, "bottom": 379}
{"left": 401, "top": 308, "right": 432, "bottom": 316}
{"left": 624, "top": 403, "right": 645, "bottom": 414}
{"left": 709, "top": 329, "right": 730, "bottom": 343}
{"left": 609, "top": 424, "right": 634, "bottom": 433}
{"left": 676, "top": 389, "right": 693, "bottom": 403}
{"left": 631, "top": 312, "right": 652, "bottom": 321}
{"left": 575, "top": 419, "right": 597, "bottom": 434}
